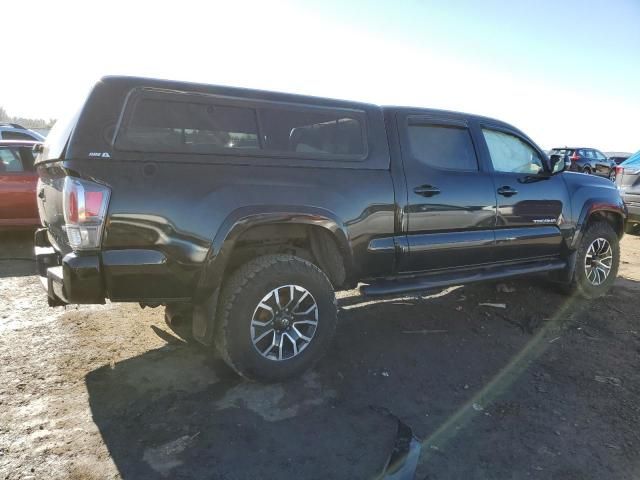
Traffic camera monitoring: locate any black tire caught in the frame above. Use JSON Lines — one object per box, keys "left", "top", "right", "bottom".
{"left": 215, "top": 254, "right": 337, "bottom": 382}
{"left": 583, "top": 167, "right": 592, "bottom": 175}
{"left": 566, "top": 221, "right": 620, "bottom": 298}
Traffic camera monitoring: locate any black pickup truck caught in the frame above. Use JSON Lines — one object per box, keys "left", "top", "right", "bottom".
{"left": 35, "top": 76, "right": 626, "bottom": 381}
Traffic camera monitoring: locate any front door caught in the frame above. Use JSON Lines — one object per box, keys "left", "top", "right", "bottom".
{"left": 398, "top": 114, "right": 497, "bottom": 273}
{"left": 478, "top": 125, "right": 570, "bottom": 263}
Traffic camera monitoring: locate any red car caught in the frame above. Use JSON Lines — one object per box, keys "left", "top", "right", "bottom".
{"left": 0, "top": 140, "right": 40, "bottom": 228}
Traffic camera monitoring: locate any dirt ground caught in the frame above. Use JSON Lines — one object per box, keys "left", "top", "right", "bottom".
{"left": 1, "top": 232, "right": 640, "bottom": 480}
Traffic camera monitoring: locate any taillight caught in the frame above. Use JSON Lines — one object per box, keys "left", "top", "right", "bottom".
{"left": 570, "top": 152, "right": 580, "bottom": 162}
{"left": 615, "top": 166, "right": 624, "bottom": 176}
{"left": 62, "top": 177, "right": 110, "bottom": 250}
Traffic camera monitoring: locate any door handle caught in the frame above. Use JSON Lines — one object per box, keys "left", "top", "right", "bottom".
{"left": 413, "top": 185, "right": 441, "bottom": 197}
{"left": 497, "top": 186, "right": 518, "bottom": 197}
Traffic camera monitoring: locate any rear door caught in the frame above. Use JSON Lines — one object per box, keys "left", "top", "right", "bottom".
{"left": 478, "top": 124, "right": 569, "bottom": 262}
{"left": 0, "top": 145, "right": 38, "bottom": 225}
{"left": 397, "top": 113, "right": 497, "bottom": 272}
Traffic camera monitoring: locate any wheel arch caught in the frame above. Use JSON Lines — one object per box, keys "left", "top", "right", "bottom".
{"left": 571, "top": 199, "right": 626, "bottom": 250}
{"left": 191, "top": 206, "right": 352, "bottom": 345}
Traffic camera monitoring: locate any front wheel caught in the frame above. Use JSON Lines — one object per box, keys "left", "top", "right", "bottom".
{"left": 567, "top": 221, "right": 620, "bottom": 298}
{"left": 215, "top": 255, "right": 337, "bottom": 382}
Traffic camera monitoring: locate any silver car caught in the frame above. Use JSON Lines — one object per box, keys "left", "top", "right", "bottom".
{"left": 615, "top": 150, "right": 640, "bottom": 232}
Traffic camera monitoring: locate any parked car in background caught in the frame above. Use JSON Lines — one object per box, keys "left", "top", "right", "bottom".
{"left": 549, "top": 147, "right": 616, "bottom": 181}
{"left": 0, "top": 140, "right": 41, "bottom": 228}
{"left": 0, "top": 123, "right": 45, "bottom": 142}
{"left": 34, "top": 76, "right": 626, "bottom": 382}
{"left": 606, "top": 152, "right": 633, "bottom": 165}
{"left": 615, "top": 150, "right": 640, "bottom": 233}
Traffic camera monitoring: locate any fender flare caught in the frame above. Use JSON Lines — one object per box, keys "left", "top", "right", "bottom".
{"left": 198, "top": 205, "right": 352, "bottom": 293}
{"left": 570, "top": 198, "right": 626, "bottom": 250}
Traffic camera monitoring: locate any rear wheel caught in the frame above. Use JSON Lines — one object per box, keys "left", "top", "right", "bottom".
{"left": 583, "top": 167, "right": 592, "bottom": 175}
{"left": 566, "top": 221, "right": 620, "bottom": 298}
{"left": 215, "top": 254, "right": 337, "bottom": 382}
{"left": 609, "top": 170, "right": 616, "bottom": 182}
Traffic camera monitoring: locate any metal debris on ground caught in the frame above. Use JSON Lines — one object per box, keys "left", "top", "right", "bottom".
{"left": 496, "top": 283, "right": 516, "bottom": 293}
{"left": 479, "top": 303, "right": 507, "bottom": 309}
{"left": 594, "top": 375, "right": 622, "bottom": 387}
{"left": 401, "top": 329, "right": 448, "bottom": 335}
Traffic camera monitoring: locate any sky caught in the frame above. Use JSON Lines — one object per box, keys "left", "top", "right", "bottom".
{"left": 2, "top": 0, "right": 639, "bottom": 151}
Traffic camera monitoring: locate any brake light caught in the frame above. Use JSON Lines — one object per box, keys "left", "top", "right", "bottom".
{"left": 615, "top": 166, "right": 624, "bottom": 176}
{"left": 62, "top": 177, "right": 111, "bottom": 250}
{"left": 570, "top": 152, "right": 580, "bottom": 162}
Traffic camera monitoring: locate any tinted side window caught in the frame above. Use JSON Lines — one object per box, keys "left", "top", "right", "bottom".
{"left": 120, "top": 98, "right": 259, "bottom": 154}
{"left": 260, "top": 108, "right": 365, "bottom": 157}
{"left": 482, "top": 129, "right": 544, "bottom": 174}
{"left": 594, "top": 150, "right": 606, "bottom": 160}
{"left": 407, "top": 125, "right": 478, "bottom": 171}
{"left": 2, "top": 131, "right": 37, "bottom": 141}
{"left": 0, "top": 147, "right": 24, "bottom": 172}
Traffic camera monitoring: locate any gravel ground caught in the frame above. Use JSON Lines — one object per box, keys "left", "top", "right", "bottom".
{"left": 1, "top": 231, "right": 640, "bottom": 479}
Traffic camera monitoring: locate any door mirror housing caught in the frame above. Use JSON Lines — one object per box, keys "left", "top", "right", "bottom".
{"left": 549, "top": 154, "right": 565, "bottom": 174}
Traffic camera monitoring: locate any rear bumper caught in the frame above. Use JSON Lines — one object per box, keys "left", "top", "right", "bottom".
{"left": 35, "top": 228, "right": 105, "bottom": 306}
{"left": 34, "top": 227, "right": 192, "bottom": 305}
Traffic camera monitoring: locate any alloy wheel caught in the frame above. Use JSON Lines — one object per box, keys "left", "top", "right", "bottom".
{"left": 584, "top": 238, "right": 613, "bottom": 286}
{"left": 250, "top": 285, "right": 319, "bottom": 361}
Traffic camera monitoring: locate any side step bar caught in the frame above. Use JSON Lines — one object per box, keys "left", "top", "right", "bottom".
{"left": 361, "top": 259, "right": 567, "bottom": 296}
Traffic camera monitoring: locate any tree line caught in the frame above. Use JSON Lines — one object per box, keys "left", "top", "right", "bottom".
{"left": 0, "top": 106, "right": 56, "bottom": 129}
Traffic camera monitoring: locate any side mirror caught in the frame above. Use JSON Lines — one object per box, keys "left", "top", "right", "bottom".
{"left": 549, "top": 154, "right": 565, "bottom": 174}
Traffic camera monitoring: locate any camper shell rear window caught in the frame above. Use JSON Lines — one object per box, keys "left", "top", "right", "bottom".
{"left": 115, "top": 89, "right": 367, "bottom": 161}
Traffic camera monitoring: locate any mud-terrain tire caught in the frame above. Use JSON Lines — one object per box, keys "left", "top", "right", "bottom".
{"left": 215, "top": 254, "right": 337, "bottom": 382}
{"left": 566, "top": 221, "right": 620, "bottom": 298}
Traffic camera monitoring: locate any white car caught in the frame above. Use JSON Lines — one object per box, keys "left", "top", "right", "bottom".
{"left": 0, "top": 123, "right": 45, "bottom": 141}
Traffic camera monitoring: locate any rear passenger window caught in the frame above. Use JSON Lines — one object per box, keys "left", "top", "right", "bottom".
{"left": 260, "top": 108, "right": 365, "bottom": 157}
{"left": 120, "top": 98, "right": 259, "bottom": 153}
{"left": 407, "top": 124, "right": 478, "bottom": 171}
